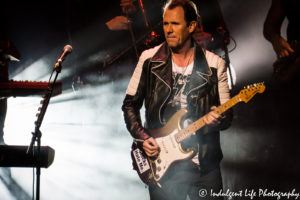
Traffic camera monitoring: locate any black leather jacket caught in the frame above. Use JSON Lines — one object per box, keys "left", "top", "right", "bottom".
{"left": 122, "top": 42, "right": 232, "bottom": 173}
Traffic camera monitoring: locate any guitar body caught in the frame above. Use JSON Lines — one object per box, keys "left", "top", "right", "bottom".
{"left": 131, "top": 109, "right": 197, "bottom": 185}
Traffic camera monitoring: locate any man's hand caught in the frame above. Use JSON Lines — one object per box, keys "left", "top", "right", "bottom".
{"left": 143, "top": 137, "right": 160, "bottom": 157}
{"left": 272, "top": 36, "right": 294, "bottom": 58}
{"left": 203, "top": 106, "right": 224, "bottom": 127}
{"left": 105, "top": 16, "right": 131, "bottom": 31}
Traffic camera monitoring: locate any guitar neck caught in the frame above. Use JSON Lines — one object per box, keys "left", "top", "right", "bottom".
{"left": 175, "top": 95, "right": 241, "bottom": 143}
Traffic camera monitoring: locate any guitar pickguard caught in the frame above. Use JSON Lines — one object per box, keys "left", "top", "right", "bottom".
{"left": 152, "top": 128, "right": 196, "bottom": 182}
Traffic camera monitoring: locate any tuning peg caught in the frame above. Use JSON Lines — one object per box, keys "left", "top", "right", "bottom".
{"left": 38, "top": 107, "right": 42, "bottom": 111}
{"left": 36, "top": 113, "right": 40, "bottom": 117}
{"left": 40, "top": 100, "right": 44, "bottom": 104}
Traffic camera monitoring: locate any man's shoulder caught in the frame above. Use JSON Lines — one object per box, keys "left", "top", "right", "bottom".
{"left": 203, "top": 49, "right": 225, "bottom": 69}
{"left": 139, "top": 43, "right": 164, "bottom": 62}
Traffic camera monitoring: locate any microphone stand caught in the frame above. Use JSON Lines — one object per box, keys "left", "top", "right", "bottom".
{"left": 26, "top": 61, "right": 62, "bottom": 200}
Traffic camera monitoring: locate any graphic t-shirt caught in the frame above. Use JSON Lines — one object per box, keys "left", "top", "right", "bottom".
{"left": 163, "top": 60, "right": 200, "bottom": 165}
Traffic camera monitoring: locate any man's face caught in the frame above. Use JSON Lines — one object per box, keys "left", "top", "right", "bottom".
{"left": 163, "top": 6, "right": 195, "bottom": 50}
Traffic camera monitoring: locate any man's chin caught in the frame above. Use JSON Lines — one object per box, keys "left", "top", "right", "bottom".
{"left": 166, "top": 42, "right": 178, "bottom": 49}
{"left": 167, "top": 43, "right": 182, "bottom": 52}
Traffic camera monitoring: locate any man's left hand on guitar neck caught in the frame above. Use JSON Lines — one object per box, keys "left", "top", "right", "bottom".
{"left": 203, "top": 106, "right": 225, "bottom": 127}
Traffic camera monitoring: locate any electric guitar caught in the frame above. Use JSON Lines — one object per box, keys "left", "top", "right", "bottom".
{"left": 131, "top": 83, "right": 266, "bottom": 186}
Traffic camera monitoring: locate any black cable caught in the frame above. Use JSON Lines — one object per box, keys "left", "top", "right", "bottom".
{"left": 228, "top": 36, "right": 237, "bottom": 53}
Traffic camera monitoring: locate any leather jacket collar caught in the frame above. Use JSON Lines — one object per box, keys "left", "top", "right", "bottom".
{"left": 149, "top": 42, "right": 212, "bottom": 94}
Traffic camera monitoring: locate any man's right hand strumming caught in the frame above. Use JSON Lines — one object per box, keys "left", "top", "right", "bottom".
{"left": 143, "top": 137, "right": 160, "bottom": 157}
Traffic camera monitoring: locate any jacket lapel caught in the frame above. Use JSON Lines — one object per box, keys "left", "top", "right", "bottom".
{"left": 187, "top": 45, "right": 212, "bottom": 95}
{"left": 149, "top": 43, "right": 212, "bottom": 92}
{"left": 150, "top": 42, "right": 172, "bottom": 87}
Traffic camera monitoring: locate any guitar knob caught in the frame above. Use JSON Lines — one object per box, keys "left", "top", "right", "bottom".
{"left": 157, "top": 158, "right": 161, "bottom": 164}
{"left": 155, "top": 174, "right": 160, "bottom": 179}
{"left": 157, "top": 166, "right": 161, "bottom": 171}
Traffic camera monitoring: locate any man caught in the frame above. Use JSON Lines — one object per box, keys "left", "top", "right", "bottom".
{"left": 122, "top": 0, "right": 232, "bottom": 199}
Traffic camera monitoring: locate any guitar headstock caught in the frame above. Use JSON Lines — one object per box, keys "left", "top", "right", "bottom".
{"left": 238, "top": 82, "right": 266, "bottom": 103}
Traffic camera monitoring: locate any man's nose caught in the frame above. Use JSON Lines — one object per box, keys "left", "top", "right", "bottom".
{"left": 166, "top": 24, "right": 173, "bottom": 33}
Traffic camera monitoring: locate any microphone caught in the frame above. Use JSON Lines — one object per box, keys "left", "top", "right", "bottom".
{"left": 54, "top": 45, "right": 73, "bottom": 69}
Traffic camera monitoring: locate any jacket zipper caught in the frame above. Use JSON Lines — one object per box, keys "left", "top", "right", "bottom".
{"left": 151, "top": 62, "right": 171, "bottom": 125}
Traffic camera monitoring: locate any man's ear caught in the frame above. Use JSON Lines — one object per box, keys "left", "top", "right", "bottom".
{"left": 189, "top": 21, "right": 198, "bottom": 33}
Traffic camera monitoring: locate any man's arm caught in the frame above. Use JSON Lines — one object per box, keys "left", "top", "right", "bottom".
{"left": 122, "top": 45, "right": 161, "bottom": 140}
{"left": 263, "top": 0, "right": 294, "bottom": 58}
{"left": 106, "top": 0, "right": 136, "bottom": 31}
{"left": 121, "top": 56, "right": 150, "bottom": 140}
{"left": 216, "top": 54, "right": 233, "bottom": 130}
{"left": 122, "top": 47, "right": 162, "bottom": 156}
{"left": 122, "top": 90, "right": 160, "bottom": 156}
{"left": 204, "top": 51, "right": 232, "bottom": 130}
{"left": 106, "top": 16, "right": 131, "bottom": 31}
